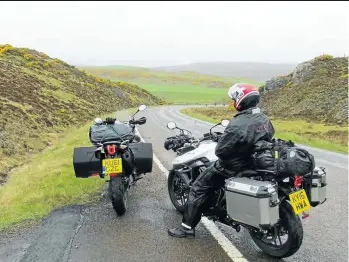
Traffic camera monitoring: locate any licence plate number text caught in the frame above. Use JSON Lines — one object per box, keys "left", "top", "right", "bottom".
{"left": 102, "top": 158, "right": 123, "bottom": 175}
{"left": 289, "top": 189, "right": 311, "bottom": 215}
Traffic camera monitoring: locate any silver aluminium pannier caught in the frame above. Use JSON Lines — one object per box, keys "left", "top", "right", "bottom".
{"left": 309, "top": 166, "right": 327, "bottom": 206}
{"left": 225, "top": 177, "right": 280, "bottom": 229}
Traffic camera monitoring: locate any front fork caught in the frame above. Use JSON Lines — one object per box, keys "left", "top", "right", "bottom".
{"left": 173, "top": 165, "right": 203, "bottom": 188}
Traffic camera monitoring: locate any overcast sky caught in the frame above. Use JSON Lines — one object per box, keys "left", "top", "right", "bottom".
{"left": 0, "top": 1, "right": 348, "bottom": 67}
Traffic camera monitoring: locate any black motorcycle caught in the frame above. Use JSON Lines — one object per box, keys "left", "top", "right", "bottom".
{"left": 73, "top": 105, "right": 153, "bottom": 215}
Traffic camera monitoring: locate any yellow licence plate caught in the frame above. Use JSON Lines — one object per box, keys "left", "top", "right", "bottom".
{"left": 102, "top": 158, "right": 123, "bottom": 175}
{"left": 289, "top": 189, "right": 311, "bottom": 215}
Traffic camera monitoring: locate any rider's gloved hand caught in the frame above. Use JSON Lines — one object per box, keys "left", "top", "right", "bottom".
{"left": 106, "top": 117, "right": 115, "bottom": 124}
{"left": 172, "top": 140, "right": 182, "bottom": 150}
{"left": 211, "top": 133, "right": 219, "bottom": 142}
{"left": 164, "top": 139, "right": 173, "bottom": 150}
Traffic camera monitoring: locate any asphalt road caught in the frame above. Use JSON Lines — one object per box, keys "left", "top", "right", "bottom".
{"left": 1, "top": 105, "right": 347, "bottom": 262}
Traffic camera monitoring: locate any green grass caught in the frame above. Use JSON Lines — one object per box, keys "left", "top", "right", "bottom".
{"left": 181, "top": 107, "right": 348, "bottom": 154}
{"left": 81, "top": 66, "right": 263, "bottom": 104}
{"left": 0, "top": 111, "right": 129, "bottom": 230}
{"left": 129, "top": 82, "right": 229, "bottom": 104}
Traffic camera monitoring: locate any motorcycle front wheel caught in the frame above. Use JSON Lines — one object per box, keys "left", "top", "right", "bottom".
{"left": 168, "top": 170, "right": 190, "bottom": 213}
{"left": 249, "top": 200, "right": 303, "bottom": 258}
{"left": 109, "top": 175, "right": 128, "bottom": 216}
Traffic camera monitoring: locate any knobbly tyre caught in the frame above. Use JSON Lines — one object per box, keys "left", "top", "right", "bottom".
{"left": 164, "top": 120, "right": 327, "bottom": 258}
{"left": 73, "top": 105, "right": 153, "bottom": 216}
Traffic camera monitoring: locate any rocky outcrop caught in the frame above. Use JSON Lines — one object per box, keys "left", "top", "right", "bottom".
{"left": 292, "top": 61, "right": 314, "bottom": 84}
{"left": 260, "top": 75, "right": 292, "bottom": 94}
{"left": 259, "top": 55, "right": 348, "bottom": 125}
{"left": 260, "top": 60, "right": 316, "bottom": 95}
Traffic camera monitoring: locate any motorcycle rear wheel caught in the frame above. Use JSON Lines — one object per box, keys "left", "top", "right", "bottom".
{"left": 249, "top": 200, "right": 303, "bottom": 258}
{"left": 109, "top": 176, "right": 128, "bottom": 216}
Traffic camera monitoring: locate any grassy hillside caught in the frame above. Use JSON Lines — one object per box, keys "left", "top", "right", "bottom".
{"left": 81, "top": 65, "right": 263, "bottom": 104}
{"left": 181, "top": 107, "right": 347, "bottom": 153}
{"left": 259, "top": 54, "right": 348, "bottom": 125}
{"left": 154, "top": 62, "right": 297, "bottom": 81}
{"left": 0, "top": 44, "right": 161, "bottom": 184}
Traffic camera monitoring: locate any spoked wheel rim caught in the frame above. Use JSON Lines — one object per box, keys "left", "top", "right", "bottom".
{"left": 255, "top": 224, "right": 289, "bottom": 247}
{"left": 250, "top": 216, "right": 290, "bottom": 249}
{"left": 171, "top": 173, "right": 190, "bottom": 207}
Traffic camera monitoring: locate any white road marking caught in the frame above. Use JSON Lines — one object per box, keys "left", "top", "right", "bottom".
{"left": 135, "top": 127, "right": 249, "bottom": 262}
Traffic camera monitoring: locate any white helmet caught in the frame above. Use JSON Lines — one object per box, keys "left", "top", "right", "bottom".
{"left": 228, "top": 83, "right": 260, "bottom": 111}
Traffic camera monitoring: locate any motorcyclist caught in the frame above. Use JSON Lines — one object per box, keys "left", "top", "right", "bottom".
{"left": 168, "top": 83, "right": 275, "bottom": 238}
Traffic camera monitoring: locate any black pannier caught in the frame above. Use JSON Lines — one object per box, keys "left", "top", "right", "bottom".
{"left": 73, "top": 146, "right": 101, "bottom": 178}
{"left": 252, "top": 138, "right": 315, "bottom": 177}
{"left": 128, "top": 142, "right": 153, "bottom": 174}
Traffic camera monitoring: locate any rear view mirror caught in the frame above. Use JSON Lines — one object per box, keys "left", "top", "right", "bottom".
{"left": 167, "top": 121, "right": 177, "bottom": 130}
{"left": 94, "top": 118, "right": 103, "bottom": 125}
{"left": 221, "top": 119, "right": 230, "bottom": 127}
{"left": 138, "top": 105, "right": 147, "bottom": 111}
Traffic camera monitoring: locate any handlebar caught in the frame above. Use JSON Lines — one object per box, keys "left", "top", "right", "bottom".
{"left": 102, "top": 118, "right": 116, "bottom": 125}
{"left": 164, "top": 131, "right": 223, "bottom": 152}
{"left": 102, "top": 117, "right": 147, "bottom": 126}
{"left": 165, "top": 119, "right": 228, "bottom": 153}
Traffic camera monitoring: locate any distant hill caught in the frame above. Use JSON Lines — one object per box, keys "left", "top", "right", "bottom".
{"left": 259, "top": 54, "right": 348, "bottom": 125}
{"left": 154, "top": 62, "right": 297, "bottom": 81}
{"left": 80, "top": 65, "right": 263, "bottom": 88}
{"left": 0, "top": 44, "right": 161, "bottom": 181}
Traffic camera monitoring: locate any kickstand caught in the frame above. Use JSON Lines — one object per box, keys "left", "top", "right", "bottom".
{"left": 131, "top": 174, "right": 143, "bottom": 185}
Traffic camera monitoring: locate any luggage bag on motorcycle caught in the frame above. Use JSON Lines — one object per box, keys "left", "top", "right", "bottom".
{"left": 276, "top": 147, "right": 315, "bottom": 177}
{"left": 252, "top": 139, "right": 315, "bottom": 177}
{"left": 89, "top": 123, "right": 134, "bottom": 145}
{"left": 252, "top": 141, "right": 275, "bottom": 171}
{"left": 73, "top": 146, "right": 101, "bottom": 178}
{"left": 225, "top": 177, "right": 280, "bottom": 229}
{"left": 128, "top": 142, "right": 153, "bottom": 174}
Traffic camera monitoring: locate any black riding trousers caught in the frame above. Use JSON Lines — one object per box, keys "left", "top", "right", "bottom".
{"left": 182, "top": 162, "right": 229, "bottom": 228}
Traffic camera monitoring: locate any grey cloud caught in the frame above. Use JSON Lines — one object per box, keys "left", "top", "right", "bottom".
{"left": 0, "top": 1, "right": 348, "bottom": 67}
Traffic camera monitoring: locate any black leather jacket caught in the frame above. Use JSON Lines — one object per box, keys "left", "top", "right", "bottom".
{"left": 215, "top": 107, "right": 275, "bottom": 172}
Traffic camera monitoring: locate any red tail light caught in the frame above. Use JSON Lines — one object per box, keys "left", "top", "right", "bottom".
{"left": 302, "top": 211, "right": 310, "bottom": 219}
{"left": 106, "top": 144, "right": 117, "bottom": 155}
{"left": 294, "top": 175, "right": 303, "bottom": 188}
